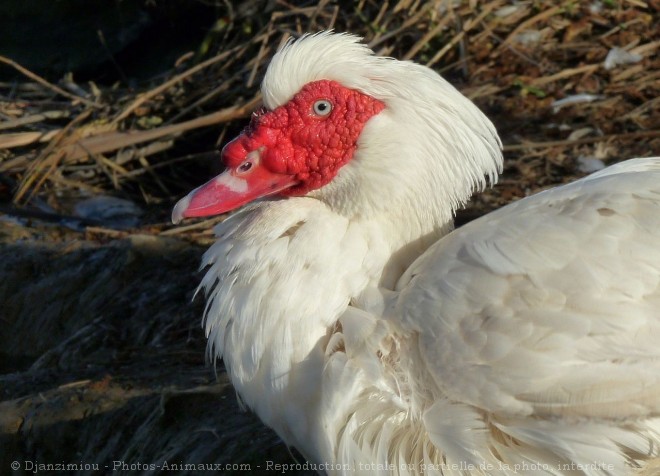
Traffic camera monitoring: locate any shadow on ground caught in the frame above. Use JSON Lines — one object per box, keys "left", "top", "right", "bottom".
{"left": 0, "top": 233, "right": 312, "bottom": 475}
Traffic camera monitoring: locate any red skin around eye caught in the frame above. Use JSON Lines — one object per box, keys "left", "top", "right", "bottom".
{"left": 172, "top": 81, "right": 385, "bottom": 222}
{"left": 222, "top": 80, "right": 385, "bottom": 195}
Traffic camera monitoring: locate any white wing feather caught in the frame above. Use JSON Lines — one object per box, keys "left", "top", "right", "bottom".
{"left": 395, "top": 158, "right": 660, "bottom": 417}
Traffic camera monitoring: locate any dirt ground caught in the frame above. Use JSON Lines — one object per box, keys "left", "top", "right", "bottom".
{"left": 0, "top": 230, "right": 311, "bottom": 475}
{"left": 0, "top": 1, "right": 658, "bottom": 475}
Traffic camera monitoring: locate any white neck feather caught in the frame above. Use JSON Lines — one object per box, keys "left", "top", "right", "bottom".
{"left": 200, "top": 31, "right": 504, "bottom": 462}
{"left": 199, "top": 197, "right": 429, "bottom": 457}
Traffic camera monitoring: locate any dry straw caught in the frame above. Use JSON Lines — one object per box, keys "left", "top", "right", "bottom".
{"left": 0, "top": 0, "right": 657, "bottom": 239}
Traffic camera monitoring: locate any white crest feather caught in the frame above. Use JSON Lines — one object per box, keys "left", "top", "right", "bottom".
{"left": 264, "top": 32, "right": 503, "bottom": 222}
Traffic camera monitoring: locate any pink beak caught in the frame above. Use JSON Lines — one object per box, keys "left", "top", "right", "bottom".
{"left": 171, "top": 148, "right": 296, "bottom": 224}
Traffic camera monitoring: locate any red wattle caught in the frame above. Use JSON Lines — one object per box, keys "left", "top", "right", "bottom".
{"left": 221, "top": 80, "right": 384, "bottom": 196}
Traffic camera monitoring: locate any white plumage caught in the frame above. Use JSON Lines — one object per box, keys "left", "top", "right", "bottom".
{"left": 177, "top": 33, "right": 660, "bottom": 475}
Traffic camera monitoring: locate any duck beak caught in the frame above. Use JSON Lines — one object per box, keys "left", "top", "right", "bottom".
{"left": 171, "top": 148, "right": 296, "bottom": 224}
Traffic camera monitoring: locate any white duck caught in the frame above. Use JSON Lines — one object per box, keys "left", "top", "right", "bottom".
{"left": 172, "top": 32, "right": 660, "bottom": 475}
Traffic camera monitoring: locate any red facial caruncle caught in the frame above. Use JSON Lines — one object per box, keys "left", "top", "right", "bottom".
{"left": 172, "top": 80, "right": 384, "bottom": 223}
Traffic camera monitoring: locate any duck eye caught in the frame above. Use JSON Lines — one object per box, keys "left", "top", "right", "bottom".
{"left": 238, "top": 161, "right": 253, "bottom": 173}
{"left": 312, "top": 99, "right": 332, "bottom": 116}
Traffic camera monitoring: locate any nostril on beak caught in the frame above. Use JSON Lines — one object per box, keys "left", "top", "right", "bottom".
{"left": 220, "top": 136, "right": 252, "bottom": 167}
